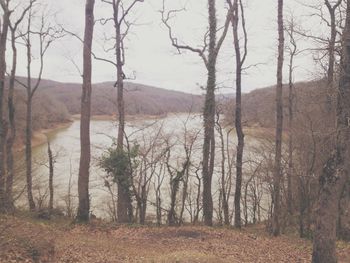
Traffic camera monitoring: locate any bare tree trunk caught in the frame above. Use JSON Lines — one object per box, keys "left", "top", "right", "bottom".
{"left": 47, "top": 140, "right": 54, "bottom": 213}
{"left": 228, "top": 0, "right": 247, "bottom": 229}
{"left": 286, "top": 20, "right": 297, "bottom": 217}
{"left": 325, "top": 0, "right": 341, "bottom": 111}
{"left": 5, "top": 25, "right": 18, "bottom": 212}
{"left": 25, "top": 23, "right": 35, "bottom": 210}
{"left": 272, "top": 0, "right": 285, "bottom": 236}
{"left": 202, "top": 0, "right": 219, "bottom": 227}
{"left": 216, "top": 113, "right": 229, "bottom": 225}
{"left": 77, "top": 0, "right": 95, "bottom": 222}
{"left": 0, "top": 2, "right": 10, "bottom": 213}
{"left": 168, "top": 176, "right": 181, "bottom": 226}
{"left": 155, "top": 171, "right": 163, "bottom": 226}
{"left": 312, "top": 1, "right": 350, "bottom": 261}
{"left": 25, "top": 94, "right": 35, "bottom": 211}
{"left": 101, "top": 0, "right": 142, "bottom": 224}
{"left": 161, "top": 0, "right": 229, "bottom": 226}
{"left": 179, "top": 165, "right": 190, "bottom": 225}
{"left": 20, "top": 4, "right": 58, "bottom": 213}
{"left": 5, "top": 0, "right": 33, "bottom": 213}
{"left": 193, "top": 167, "right": 201, "bottom": 224}
{"left": 113, "top": 2, "right": 131, "bottom": 223}
{"left": 167, "top": 150, "right": 189, "bottom": 226}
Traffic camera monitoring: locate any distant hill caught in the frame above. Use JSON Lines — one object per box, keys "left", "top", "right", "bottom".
{"left": 7, "top": 77, "right": 203, "bottom": 144}
{"left": 224, "top": 79, "right": 329, "bottom": 129}
{"left": 14, "top": 78, "right": 204, "bottom": 116}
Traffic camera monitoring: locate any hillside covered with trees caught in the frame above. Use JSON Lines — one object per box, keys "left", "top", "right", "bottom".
{"left": 15, "top": 77, "right": 204, "bottom": 117}
{"left": 8, "top": 78, "right": 203, "bottom": 144}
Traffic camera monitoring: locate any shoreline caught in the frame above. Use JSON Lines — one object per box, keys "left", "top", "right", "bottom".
{"left": 72, "top": 113, "right": 170, "bottom": 122}
{"left": 16, "top": 115, "right": 279, "bottom": 152}
{"left": 15, "top": 121, "right": 73, "bottom": 152}
{"left": 16, "top": 113, "right": 172, "bottom": 151}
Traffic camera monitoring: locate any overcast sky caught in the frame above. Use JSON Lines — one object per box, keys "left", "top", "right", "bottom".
{"left": 10, "top": 0, "right": 327, "bottom": 94}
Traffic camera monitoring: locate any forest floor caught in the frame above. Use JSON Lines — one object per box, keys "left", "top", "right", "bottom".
{"left": 1, "top": 214, "right": 350, "bottom": 263}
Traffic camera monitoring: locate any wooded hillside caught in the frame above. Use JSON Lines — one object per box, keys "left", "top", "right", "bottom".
{"left": 224, "top": 79, "right": 327, "bottom": 129}
{"left": 16, "top": 78, "right": 204, "bottom": 116}
{"left": 9, "top": 77, "right": 203, "bottom": 142}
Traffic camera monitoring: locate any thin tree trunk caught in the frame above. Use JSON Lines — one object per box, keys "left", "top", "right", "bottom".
{"left": 5, "top": 25, "right": 18, "bottom": 212}
{"left": 77, "top": 0, "right": 95, "bottom": 222}
{"left": 179, "top": 165, "right": 190, "bottom": 225}
{"left": 272, "top": 0, "right": 284, "bottom": 236}
{"left": 25, "top": 95, "right": 35, "bottom": 211}
{"left": 325, "top": 0, "right": 341, "bottom": 108}
{"left": 230, "top": 0, "right": 246, "bottom": 229}
{"left": 47, "top": 140, "right": 54, "bottom": 213}
{"left": 112, "top": 1, "right": 132, "bottom": 223}
{"left": 216, "top": 116, "right": 229, "bottom": 225}
{"left": 202, "top": 0, "right": 218, "bottom": 227}
{"left": 168, "top": 176, "right": 180, "bottom": 226}
{"left": 23, "top": 11, "right": 36, "bottom": 212}
{"left": 287, "top": 29, "right": 296, "bottom": 216}
{"left": 0, "top": 3, "right": 10, "bottom": 213}
{"left": 312, "top": 2, "right": 350, "bottom": 261}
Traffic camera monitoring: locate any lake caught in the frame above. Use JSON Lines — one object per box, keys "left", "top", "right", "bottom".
{"left": 15, "top": 113, "right": 271, "bottom": 223}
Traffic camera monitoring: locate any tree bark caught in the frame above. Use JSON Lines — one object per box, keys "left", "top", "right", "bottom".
{"left": 325, "top": 0, "right": 341, "bottom": 89}
{"left": 312, "top": 1, "right": 350, "bottom": 261}
{"left": 216, "top": 113, "right": 229, "bottom": 225}
{"left": 229, "top": 0, "right": 246, "bottom": 229}
{"left": 25, "top": 94, "right": 35, "bottom": 211}
{"left": 272, "top": 0, "right": 284, "bottom": 236}
{"left": 286, "top": 22, "right": 297, "bottom": 216}
{"left": 47, "top": 140, "right": 54, "bottom": 213}
{"left": 113, "top": 1, "right": 132, "bottom": 223}
{"left": 0, "top": 2, "right": 10, "bottom": 213}
{"left": 5, "top": 23, "right": 18, "bottom": 212}
{"left": 77, "top": 0, "right": 95, "bottom": 222}
{"left": 0, "top": 1, "right": 11, "bottom": 213}
{"left": 202, "top": 0, "right": 218, "bottom": 227}
{"left": 25, "top": 16, "right": 35, "bottom": 211}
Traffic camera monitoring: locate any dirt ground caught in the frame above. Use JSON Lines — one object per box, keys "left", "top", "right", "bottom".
{"left": 1, "top": 215, "right": 349, "bottom": 263}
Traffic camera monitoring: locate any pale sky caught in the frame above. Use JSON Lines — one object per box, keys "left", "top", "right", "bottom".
{"left": 10, "top": 0, "right": 328, "bottom": 94}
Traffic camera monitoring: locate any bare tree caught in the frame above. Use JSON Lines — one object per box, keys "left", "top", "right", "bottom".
{"left": 161, "top": 0, "right": 230, "bottom": 226}
{"left": 100, "top": 0, "right": 143, "bottom": 223}
{"left": 47, "top": 139, "right": 54, "bottom": 214}
{"left": 0, "top": 0, "right": 11, "bottom": 213}
{"left": 77, "top": 0, "right": 95, "bottom": 222}
{"left": 215, "top": 107, "right": 230, "bottom": 225}
{"left": 285, "top": 16, "right": 298, "bottom": 217}
{"left": 5, "top": 0, "right": 35, "bottom": 212}
{"left": 296, "top": 0, "right": 343, "bottom": 111}
{"left": 227, "top": 0, "right": 248, "bottom": 229}
{"left": 312, "top": 1, "right": 350, "bottom": 261}
{"left": 15, "top": 5, "right": 63, "bottom": 211}
{"left": 325, "top": 0, "right": 342, "bottom": 89}
{"left": 179, "top": 117, "right": 201, "bottom": 225}
{"left": 272, "top": 0, "right": 285, "bottom": 236}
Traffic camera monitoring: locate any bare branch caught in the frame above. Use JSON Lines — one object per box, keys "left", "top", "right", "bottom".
{"left": 160, "top": 0, "right": 208, "bottom": 68}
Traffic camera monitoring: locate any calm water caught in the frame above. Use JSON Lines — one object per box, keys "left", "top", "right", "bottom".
{"left": 15, "top": 113, "right": 270, "bottom": 222}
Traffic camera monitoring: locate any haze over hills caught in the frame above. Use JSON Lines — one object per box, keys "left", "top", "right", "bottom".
{"left": 14, "top": 77, "right": 204, "bottom": 117}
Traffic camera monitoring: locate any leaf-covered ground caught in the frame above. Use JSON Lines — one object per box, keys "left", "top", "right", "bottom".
{"left": 1, "top": 215, "right": 349, "bottom": 263}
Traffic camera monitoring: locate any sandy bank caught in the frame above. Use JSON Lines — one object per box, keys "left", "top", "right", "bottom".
{"left": 15, "top": 121, "right": 73, "bottom": 152}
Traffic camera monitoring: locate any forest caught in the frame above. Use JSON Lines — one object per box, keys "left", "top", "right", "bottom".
{"left": 0, "top": 0, "right": 350, "bottom": 262}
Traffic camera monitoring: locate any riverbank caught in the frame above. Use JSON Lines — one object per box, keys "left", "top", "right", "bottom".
{"left": 72, "top": 113, "right": 169, "bottom": 122}
{"left": 15, "top": 121, "right": 73, "bottom": 152}
{"left": 16, "top": 113, "right": 170, "bottom": 152}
